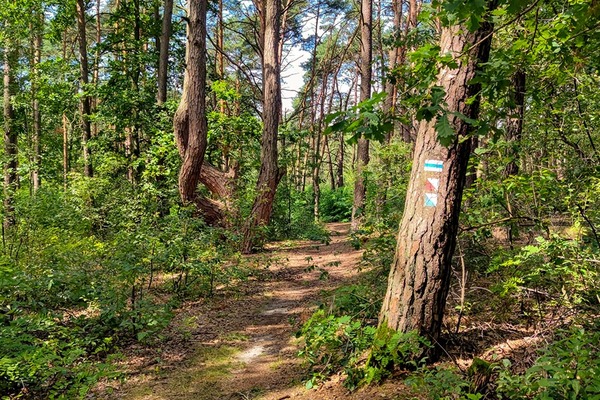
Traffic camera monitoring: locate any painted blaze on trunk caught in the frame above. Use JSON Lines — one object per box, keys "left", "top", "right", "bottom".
{"left": 380, "top": 19, "right": 494, "bottom": 345}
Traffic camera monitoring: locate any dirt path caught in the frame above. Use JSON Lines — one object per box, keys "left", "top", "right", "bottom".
{"left": 104, "top": 222, "right": 371, "bottom": 400}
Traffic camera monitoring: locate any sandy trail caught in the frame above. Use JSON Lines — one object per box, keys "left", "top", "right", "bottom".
{"left": 105, "top": 222, "right": 366, "bottom": 400}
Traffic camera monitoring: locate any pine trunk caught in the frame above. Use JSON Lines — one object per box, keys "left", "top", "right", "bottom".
{"left": 351, "top": 0, "right": 372, "bottom": 231}
{"left": 32, "top": 11, "right": 43, "bottom": 192}
{"left": 380, "top": 18, "right": 495, "bottom": 345}
{"left": 3, "top": 48, "right": 18, "bottom": 230}
{"left": 504, "top": 70, "right": 525, "bottom": 177}
{"left": 241, "top": 0, "right": 282, "bottom": 253}
{"left": 157, "top": 0, "right": 174, "bottom": 105}
{"left": 76, "top": 0, "right": 93, "bottom": 177}
{"left": 174, "top": 0, "right": 208, "bottom": 204}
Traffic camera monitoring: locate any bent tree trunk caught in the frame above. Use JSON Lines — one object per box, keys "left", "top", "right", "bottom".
{"left": 241, "top": 0, "right": 282, "bottom": 253}
{"left": 174, "top": 0, "right": 208, "bottom": 204}
{"left": 380, "top": 17, "right": 495, "bottom": 346}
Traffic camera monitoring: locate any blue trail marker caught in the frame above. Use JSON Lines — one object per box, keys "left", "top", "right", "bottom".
{"left": 424, "top": 160, "right": 443, "bottom": 172}
{"left": 424, "top": 193, "right": 438, "bottom": 207}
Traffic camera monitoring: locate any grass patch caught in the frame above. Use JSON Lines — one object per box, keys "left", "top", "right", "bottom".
{"left": 127, "top": 345, "right": 239, "bottom": 400}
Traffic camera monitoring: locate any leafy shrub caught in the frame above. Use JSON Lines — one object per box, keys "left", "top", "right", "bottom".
{"left": 269, "top": 185, "right": 331, "bottom": 242}
{"left": 496, "top": 327, "right": 600, "bottom": 399}
{"left": 320, "top": 186, "right": 353, "bottom": 222}
{"left": 488, "top": 235, "right": 600, "bottom": 311}
{"left": 0, "top": 314, "right": 121, "bottom": 399}
{"left": 330, "top": 283, "right": 382, "bottom": 321}
{"left": 297, "top": 309, "right": 428, "bottom": 390}
{"left": 0, "top": 180, "right": 246, "bottom": 397}
{"left": 406, "top": 365, "right": 483, "bottom": 400}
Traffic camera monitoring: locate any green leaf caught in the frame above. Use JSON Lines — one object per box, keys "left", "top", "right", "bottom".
{"left": 435, "top": 115, "right": 455, "bottom": 146}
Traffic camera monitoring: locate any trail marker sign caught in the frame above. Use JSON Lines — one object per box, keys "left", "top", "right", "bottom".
{"left": 424, "top": 193, "right": 438, "bottom": 207}
{"left": 424, "top": 160, "right": 443, "bottom": 172}
{"left": 425, "top": 177, "right": 439, "bottom": 192}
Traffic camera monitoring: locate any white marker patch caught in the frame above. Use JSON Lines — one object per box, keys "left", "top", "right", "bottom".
{"left": 424, "top": 160, "right": 443, "bottom": 172}
{"left": 424, "top": 193, "right": 438, "bottom": 207}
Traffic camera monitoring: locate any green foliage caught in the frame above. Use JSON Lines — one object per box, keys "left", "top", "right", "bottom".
{"left": 319, "top": 186, "right": 353, "bottom": 222}
{"left": 496, "top": 328, "right": 600, "bottom": 399}
{"left": 407, "top": 365, "right": 483, "bottom": 400}
{"left": 298, "top": 309, "right": 428, "bottom": 391}
{"left": 489, "top": 234, "right": 599, "bottom": 309}
{"left": 269, "top": 184, "right": 331, "bottom": 243}
{"left": 324, "top": 92, "right": 394, "bottom": 143}
{"left": 363, "top": 139, "right": 412, "bottom": 228}
{"left": 0, "top": 179, "right": 249, "bottom": 397}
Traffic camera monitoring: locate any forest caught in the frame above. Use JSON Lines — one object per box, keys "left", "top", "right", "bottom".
{"left": 1, "top": 0, "right": 599, "bottom": 398}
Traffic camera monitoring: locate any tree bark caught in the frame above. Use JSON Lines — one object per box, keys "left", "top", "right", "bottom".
{"left": 3, "top": 47, "right": 18, "bottom": 230}
{"left": 351, "top": 0, "right": 372, "bottom": 231}
{"left": 241, "top": 0, "right": 283, "bottom": 253}
{"left": 31, "top": 10, "right": 43, "bottom": 192}
{"left": 503, "top": 69, "right": 525, "bottom": 177}
{"left": 76, "top": 0, "right": 93, "bottom": 177}
{"left": 336, "top": 133, "right": 345, "bottom": 188}
{"left": 92, "top": 0, "right": 101, "bottom": 137}
{"left": 157, "top": 0, "right": 174, "bottom": 105}
{"left": 174, "top": 0, "right": 209, "bottom": 204}
{"left": 380, "top": 16, "right": 495, "bottom": 347}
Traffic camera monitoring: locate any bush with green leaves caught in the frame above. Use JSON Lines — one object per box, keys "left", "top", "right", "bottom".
{"left": 406, "top": 365, "right": 484, "bottom": 400}
{"left": 496, "top": 327, "right": 600, "bottom": 399}
{"left": 319, "top": 186, "right": 353, "bottom": 222}
{"left": 297, "top": 309, "right": 428, "bottom": 391}
{"left": 269, "top": 184, "right": 331, "bottom": 242}
{"left": 488, "top": 234, "right": 599, "bottom": 313}
{"left": 0, "top": 178, "right": 250, "bottom": 398}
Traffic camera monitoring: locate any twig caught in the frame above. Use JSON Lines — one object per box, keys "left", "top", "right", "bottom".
{"left": 459, "top": 216, "right": 540, "bottom": 232}
{"left": 455, "top": 242, "right": 468, "bottom": 334}
{"left": 576, "top": 204, "right": 600, "bottom": 247}
{"left": 461, "top": 0, "right": 542, "bottom": 56}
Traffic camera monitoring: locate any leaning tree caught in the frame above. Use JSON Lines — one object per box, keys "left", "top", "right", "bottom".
{"left": 380, "top": 1, "right": 497, "bottom": 347}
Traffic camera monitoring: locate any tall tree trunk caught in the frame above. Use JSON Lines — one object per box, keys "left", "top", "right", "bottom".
{"left": 351, "top": 0, "right": 372, "bottom": 230}
{"left": 31, "top": 11, "right": 43, "bottom": 192}
{"left": 336, "top": 133, "right": 344, "bottom": 188}
{"left": 63, "top": 114, "right": 69, "bottom": 193}
{"left": 76, "top": 0, "right": 93, "bottom": 177}
{"left": 92, "top": 0, "right": 101, "bottom": 137}
{"left": 241, "top": 0, "right": 283, "bottom": 253}
{"left": 312, "top": 72, "right": 329, "bottom": 220}
{"left": 326, "top": 136, "right": 336, "bottom": 190}
{"left": 174, "top": 0, "right": 209, "bottom": 204}
{"left": 504, "top": 69, "right": 525, "bottom": 177}
{"left": 157, "top": 0, "right": 173, "bottom": 105}
{"left": 383, "top": 0, "right": 402, "bottom": 120}
{"left": 380, "top": 14, "right": 495, "bottom": 347}
{"left": 3, "top": 48, "right": 18, "bottom": 230}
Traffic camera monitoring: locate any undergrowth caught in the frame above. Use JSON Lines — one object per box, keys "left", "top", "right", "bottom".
{"left": 0, "top": 182, "right": 250, "bottom": 398}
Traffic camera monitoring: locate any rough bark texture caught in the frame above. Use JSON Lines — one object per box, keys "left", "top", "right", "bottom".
{"left": 3, "top": 48, "right": 18, "bottom": 230}
{"left": 336, "top": 133, "right": 344, "bottom": 188}
{"left": 32, "top": 12, "right": 43, "bottom": 192}
{"left": 76, "top": 0, "right": 93, "bottom": 177}
{"left": 241, "top": 0, "right": 283, "bottom": 253}
{"left": 383, "top": 0, "right": 402, "bottom": 119}
{"left": 174, "top": 0, "right": 208, "bottom": 205}
{"left": 503, "top": 70, "right": 525, "bottom": 177}
{"left": 380, "top": 19, "right": 495, "bottom": 345}
{"left": 351, "top": 0, "right": 372, "bottom": 231}
{"left": 157, "top": 0, "right": 173, "bottom": 105}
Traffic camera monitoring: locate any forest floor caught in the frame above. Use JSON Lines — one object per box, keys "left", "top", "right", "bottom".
{"left": 92, "top": 222, "right": 419, "bottom": 399}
